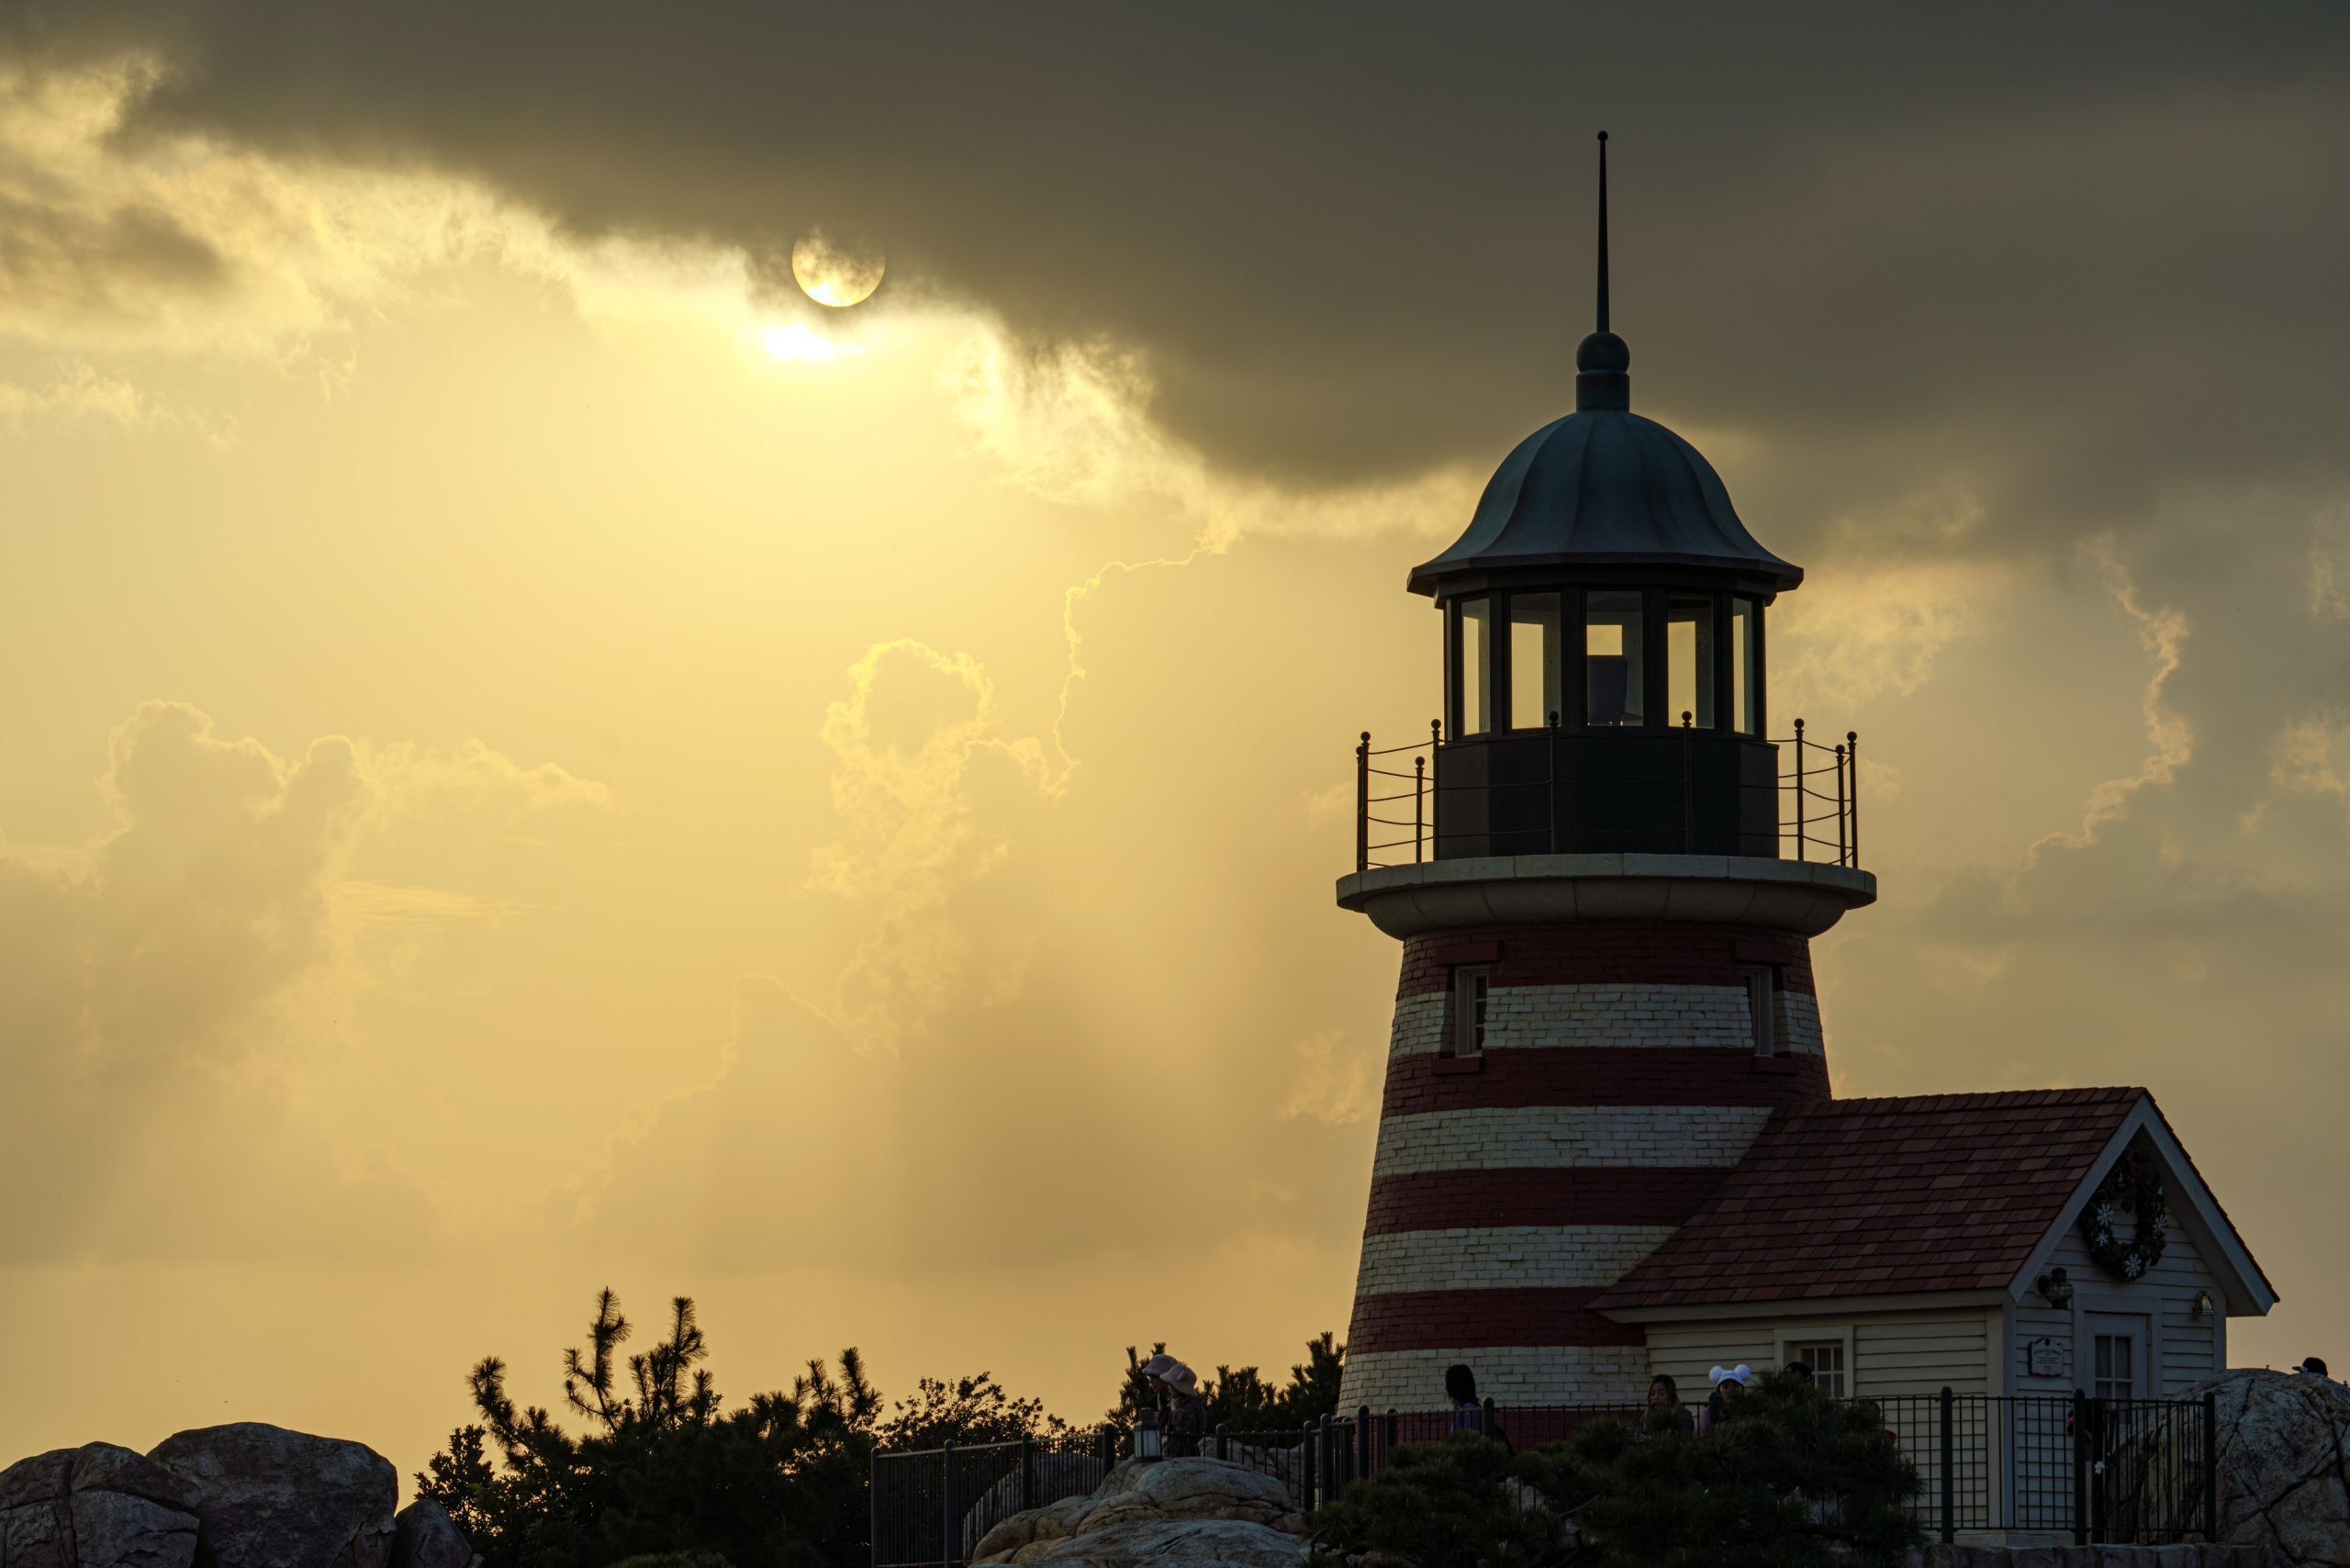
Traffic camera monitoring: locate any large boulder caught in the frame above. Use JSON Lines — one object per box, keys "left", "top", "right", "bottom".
{"left": 145, "top": 1427, "right": 395, "bottom": 1568}
{"left": 971, "top": 1458, "right": 1308, "bottom": 1568}
{"left": 0, "top": 1443, "right": 201, "bottom": 1568}
{"left": 2192, "top": 1367, "right": 2350, "bottom": 1567}
{"left": 386, "top": 1504, "right": 476, "bottom": 1568}
{"left": 963, "top": 1454, "right": 1110, "bottom": 1554}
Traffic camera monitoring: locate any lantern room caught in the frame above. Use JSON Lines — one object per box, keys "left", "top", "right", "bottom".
{"left": 1357, "top": 133, "right": 1851, "bottom": 867}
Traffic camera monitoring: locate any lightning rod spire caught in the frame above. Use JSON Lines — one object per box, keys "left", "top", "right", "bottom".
{"left": 1596, "top": 129, "right": 1610, "bottom": 334}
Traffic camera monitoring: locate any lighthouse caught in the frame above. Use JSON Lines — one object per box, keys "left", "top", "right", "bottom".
{"left": 1334, "top": 136, "right": 1876, "bottom": 1413}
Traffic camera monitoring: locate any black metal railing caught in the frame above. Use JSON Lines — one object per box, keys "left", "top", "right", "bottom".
{"left": 871, "top": 1390, "right": 2215, "bottom": 1566}
{"left": 1353, "top": 715, "right": 1861, "bottom": 872}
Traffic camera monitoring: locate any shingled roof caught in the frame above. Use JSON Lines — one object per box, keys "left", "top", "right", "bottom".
{"left": 1592, "top": 1088, "right": 2147, "bottom": 1312}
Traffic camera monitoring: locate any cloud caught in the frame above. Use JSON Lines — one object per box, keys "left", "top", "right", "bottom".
{"left": 1280, "top": 1029, "right": 1379, "bottom": 1127}
{"left": 0, "top": 701, "right": 608, "bottom": 1265}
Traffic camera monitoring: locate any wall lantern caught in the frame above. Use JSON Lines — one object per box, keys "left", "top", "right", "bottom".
{"left": 2192, "top": 1290, "right": 2217, "bottom": 1320}
{"left": 1134, "top": 1408, "right": 1164, "bottom": 1461}
{"left": 2036, "top": 1267, "right": 2075, "bottom": 1307}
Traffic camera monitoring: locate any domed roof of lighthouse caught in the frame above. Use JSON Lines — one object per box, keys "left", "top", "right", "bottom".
{"left": 1408, "top": 134, "right": 1803, "bottom": 598}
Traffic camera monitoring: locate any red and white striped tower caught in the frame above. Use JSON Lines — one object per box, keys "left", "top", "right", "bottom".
{"left": 1333, "top": 134, "right": 1875, "bottom": 1413}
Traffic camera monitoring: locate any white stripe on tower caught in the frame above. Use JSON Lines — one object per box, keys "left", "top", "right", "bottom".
{"left": 1371, "top": 1104, "right": 1775, "bottom": 1182}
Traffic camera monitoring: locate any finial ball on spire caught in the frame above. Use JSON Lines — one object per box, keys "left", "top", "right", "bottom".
{"left": 1576, "top": 330, "right": 1629, "bottom": 374}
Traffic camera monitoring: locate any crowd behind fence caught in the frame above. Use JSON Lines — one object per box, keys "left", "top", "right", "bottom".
{"left": 870, "top": 1390, "right": 2216, "bottom": 1568}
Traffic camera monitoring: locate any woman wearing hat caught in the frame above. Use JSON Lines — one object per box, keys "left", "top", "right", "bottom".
{"left": 1140, "top": 1354, "right": 1209, "bottom": 1457}
{"left": 1701, "top": 1364, "right": 1752, "bottom": 1432}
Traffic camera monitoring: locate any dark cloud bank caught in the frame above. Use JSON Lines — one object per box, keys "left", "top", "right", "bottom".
{"left": 8, "top": 1, "right": 2348, "bottom": 557}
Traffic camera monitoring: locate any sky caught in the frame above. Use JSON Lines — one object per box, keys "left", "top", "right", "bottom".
{"left": 3, "top": 2, "right": 2348, "bottom": 1484}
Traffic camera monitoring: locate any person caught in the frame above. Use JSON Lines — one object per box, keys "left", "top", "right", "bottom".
{"left": 1445, "top": 1363, "right": 1512, "bottom": 1450}
{"left": 1158, "top": 1362, "right": 1208, "bottom": 1457}
{"left": 1643, "top": 1373, "right": 1695, "bottom": 1438}
{"left": 1702, "top": 1364, "right": 1752, "bottom": 1430}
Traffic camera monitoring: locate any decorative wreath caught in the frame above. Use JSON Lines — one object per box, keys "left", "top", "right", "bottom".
{"left": 2081, "top": 1150, "right": 2169, "bottom": 1281}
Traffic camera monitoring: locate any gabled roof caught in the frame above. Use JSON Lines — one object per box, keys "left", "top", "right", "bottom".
{"left": 1593, "top": 1087, "right": 2274, "bottom": 1316}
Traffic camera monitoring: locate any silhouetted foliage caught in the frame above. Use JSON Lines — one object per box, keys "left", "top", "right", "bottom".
{"left": 416, "top": 1289, "right": 880, "bottom": 1568}
{"left": 1310, "top": 1433, "right": 1572, "bottom": 1568}
{"left": 878, "top": 1372, "right": 1072, "bottom": 1451}
{"left": 1312, "top": 1371, "right": 1921, "bottom": 1568}
{"left": 1105, "top": 1332, "right": 1347, "bottom": 1437}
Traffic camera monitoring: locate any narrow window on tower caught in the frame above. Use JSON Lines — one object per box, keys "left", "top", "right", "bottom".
{"left": 1450, "top": 965, "right": 1491, "bottom": 1057}
{"left": 1740, "top": 965, "right": 1778, "bottom": 1056}
{"left": 1584, "top": 591, "right": 1645, "bottom": 726}
{"left": 1666, "top": 594, "right": 1717, "bottom": 729}
{"left": 1508, "top": 594, "right": 1561, "bottom": 730}
{"left": 1459, "top": 599, "right": 1494, "bottom": 736}
{"left": 1729, "top": 598, "right": 1759, "bottom": 735}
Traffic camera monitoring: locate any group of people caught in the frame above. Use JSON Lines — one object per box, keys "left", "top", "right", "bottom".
{"left": 1136, "top": 1352, "right": 1209, "bottom": 1455}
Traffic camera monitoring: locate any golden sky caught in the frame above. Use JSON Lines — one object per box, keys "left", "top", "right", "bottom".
{"left": 3, "top": 6, "right": 2348, "bottom": 1485}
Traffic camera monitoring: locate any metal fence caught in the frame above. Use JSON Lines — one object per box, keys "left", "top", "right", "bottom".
{"left": 871, "top": 1391, "right": 2216, "bottom": 1568}
{"left": 1353, "top": 716, "right": 1861, "bottom": 871}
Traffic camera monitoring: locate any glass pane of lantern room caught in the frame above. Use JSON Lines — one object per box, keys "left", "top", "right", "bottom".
{"left": 1585, "top": 591, "right": 1644, "bottom": 727}
{"left": 1730, "top": 599, "right": 1757, "bottom": 734}
{"left": 1509, "top": 594, "right": 1561, "bottom": 730}
{"left": 1668, "top": 596, "right": 1717, "bottom": 729}
{"left": 1459, "top": 598, "right": 1493, "bottom": 735}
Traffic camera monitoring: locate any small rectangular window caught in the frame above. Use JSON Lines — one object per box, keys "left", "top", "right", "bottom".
{"left": 1787, "top": 1340, "right": 1848, "bottom": 1399}
{"left": 1460, "top": 599, "right": 1493, "bottom": 736}
{"left": 1666, "top": 595, "right": 1717, "bottom": 729}
{"left": 1741, "top": 965, "right": 1777, "bottom": 1056}
{"left": 1508, "top": 594, "right": 1561, "bottom": 731}
{"left": 1451, "top": 966, "right": 1490, "bottom": 1057}
{"left": 1729, "top": 599, "right": 1758, "bottom": 735}
{"left": 1585, "top": 591, "right": 1644, "bottom": 727}
{"left": 2094, "top": 1335, "right": 2135, "bottom": 1402}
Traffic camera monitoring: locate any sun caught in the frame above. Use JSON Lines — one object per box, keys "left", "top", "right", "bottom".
{"left": 790, "top": 230, "right": 887, "bottom": 308}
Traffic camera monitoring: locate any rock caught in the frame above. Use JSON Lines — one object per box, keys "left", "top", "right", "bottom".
{"left": 2188, "top": 1368, "right": 2350, "bottom": 1568}
{"left": 1026, "top": 1517, "right": 1306, "bottom": 1568}
{"left": 968, "top": 1459, "right": 1309, "bottom": 1568}
{"left": 0, "top": 1442, "right": 201, "bottom": 1568}
{"left": 146, "top": 1426, "right": 395, "bottom": 1568}
{"left": 386, "top": 1503, "right": 476, "bottom": 1568}
{"left": 962, "top": 1453, "right": 1109, "bottom": 1555}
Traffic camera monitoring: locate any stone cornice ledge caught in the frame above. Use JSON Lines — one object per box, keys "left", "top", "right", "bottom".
{"left": 1334, "top": 854, "right": 1877, "bottom": 939}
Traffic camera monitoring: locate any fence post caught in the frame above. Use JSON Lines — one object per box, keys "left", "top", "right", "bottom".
{"left": 1098, "top": 1425, "right": 1113, "bottom": 1475}
{"left": 868, "top": 1449, "right": 883, "bottom": 1568}
{"left": 1792, "top": 719, "right": 1807, "bottom": 861}
{"left": 1358, "top": 1406, "right": 1372, "bottom": 1484}
{"left": 1835, "top": 743, "right": 1849, "bottom": 867}
{"left": 942, "top": 1441, "right": 959, "bottom": 1568}
{"left": 1019, "top": 1434, "right": 1035, "bottom": 1514}
{"left": 2203, "top": 1391, "right": 2220, "bottom": 1540}
{"left": 1847, "top": 731, "right": 1861, "bottom": 867}
{"left": 1939, "top": 1386, "right": 1955, "bottom": 1544}
{"left": 1302, "top": 1422, "right": 1316, "bottom": 1514}
{"left": 1321, "top": 1414, "right": 1337, "bottom": 1503}
{"left": 2072, "top": 1391, "right": 2090, "bottom": 1546}
{"left": 1355, "top": 734, "right": 1370, "bottom": 873}
{"left": 1547, "top": 711, "right": 1560, "bottom": 853}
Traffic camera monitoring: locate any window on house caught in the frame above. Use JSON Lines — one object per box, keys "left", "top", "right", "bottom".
{"left": 1450, "top": 966, "right": 1491, "bottom": 1057}
{"left": 1741, "top": 965, "right": 1778, "bottom": 1056}
{"left": 2094, "top": 1334, "right": 2136, "bottom": 1403}
{"left": 1787, "top": 1340, "right": 1848, "bottom": 1399}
